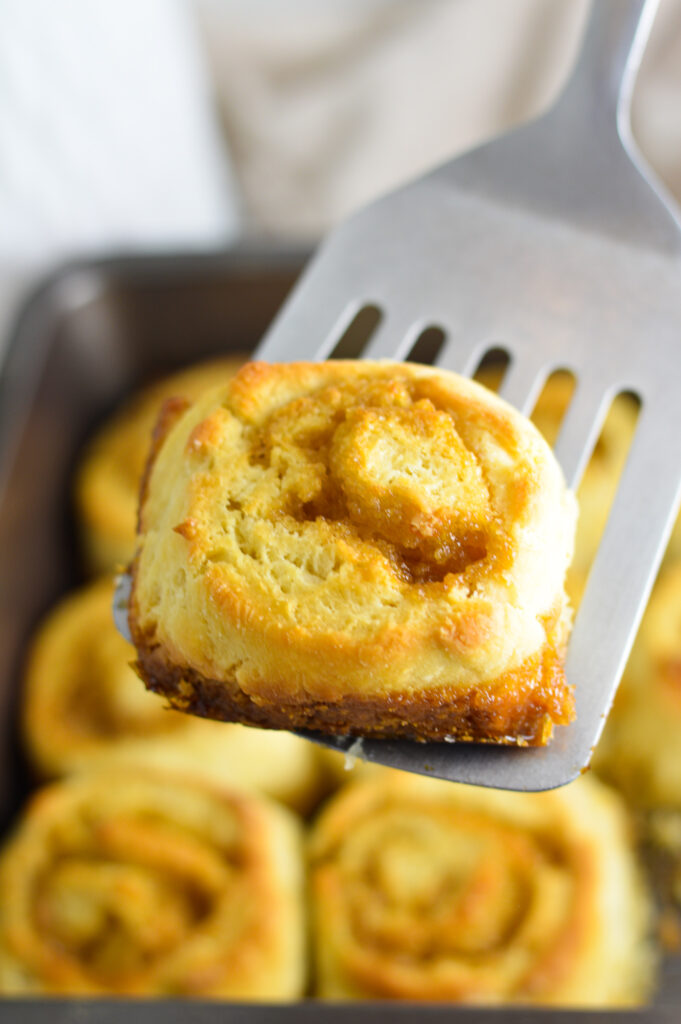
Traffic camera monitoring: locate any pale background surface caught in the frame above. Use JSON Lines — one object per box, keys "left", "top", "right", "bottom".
{"left": 196, "top": 0, "right": 681, "bottom": 235}
{"left": 0, "top": 0, "right": 239, "bottom": 346}
{"left": 1, "top": 0, "right": 680, "bottom": 345}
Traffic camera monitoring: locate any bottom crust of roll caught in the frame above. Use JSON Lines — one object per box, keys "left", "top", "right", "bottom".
{"left": 133, "top": 637, "right": 574, "bottom": 747}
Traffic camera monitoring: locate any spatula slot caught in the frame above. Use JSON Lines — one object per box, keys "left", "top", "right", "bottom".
{"left": 570, "top": 391, "right": 641, "bottom": 587}
{"left": 406, "top": 326, "right": 446, "bottom": 366}
{"left": 530, "top": 370, "right": 577, "bottom": 446}
{"left": 553, "top": 381, "right": 629, "bottom": 490}
{"left": 471, "top": 348, "right": 511, "bottom": 392}
{"left": 328, "top": 304, "right": 383, "bottom": 360}
{"left": 497, "top": 355, "right": 551, "bottom": 415}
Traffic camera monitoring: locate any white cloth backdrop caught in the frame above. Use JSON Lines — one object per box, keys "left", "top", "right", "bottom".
{"left": 0, "top": 0, "right": 239, "bottom": 348}
{"left": 196, "top": 0, "right": 681, "bottom": 237}
{"left": 1, "top": 0, "right": 680, "bottom": 348}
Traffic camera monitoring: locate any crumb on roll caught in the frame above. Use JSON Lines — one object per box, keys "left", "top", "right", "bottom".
{"left": 308, "top": 771, "right": 654, "bottom": 1005}
{"left": 130, "top": 360, "right": 577, "bottom": 746}
{"left": 0, "top": 773, "right": 305, "bottom": 998}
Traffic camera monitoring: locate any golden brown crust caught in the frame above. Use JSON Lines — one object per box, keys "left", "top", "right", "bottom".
{"left": 308, "top": 772, "right": 653, "bottom": 1005}
{"left": 0, "top": 773, "right": 305, "bottom": 997}
{"left": 130, "top": 360, "right": 576, "bottom": 746}
{"left": 132, "top": 615, "right": 572, "bottom": 745}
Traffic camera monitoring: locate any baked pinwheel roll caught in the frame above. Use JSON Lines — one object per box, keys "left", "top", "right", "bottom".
{"left": 594, "top": 564, "right": 681, "bottom": 809}
{"left": 0, "top": 773, "right": 305, "bottom": 997}
{"left": 130, "top": 360, "right": 577, "bottom": 746}
{"left": 309, "top": 772, "right": 653, "bottom": 1006}
{"left": 23, "top": 577, "right": 323, "bottom": 814}
{"left": 76, "top": 355, "right": 246, "bottom": 574}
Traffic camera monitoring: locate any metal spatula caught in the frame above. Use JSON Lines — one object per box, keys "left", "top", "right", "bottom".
{"left": 116, "top": 0, "right": 681, "bottom": 790}
{"left": 248, "top": 0, "right": 681, "bottom": 790}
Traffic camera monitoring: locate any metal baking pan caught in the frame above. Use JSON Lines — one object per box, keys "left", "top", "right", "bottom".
{"left": 0, "top": 246, "right": 678, "bottom": 1022}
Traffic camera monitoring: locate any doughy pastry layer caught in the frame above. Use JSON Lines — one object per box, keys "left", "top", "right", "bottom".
{"left": 594, "top": 564, "right": 681, "bottom": 809}
{"left": 75, "top": 356, "right": 247, "bottom": 574}
{"left": 23, "top": 576, "right": 323, "bottom": 814}
{"left": 130, "top": 360, "right": 577, "bottom": 745}
{"left": 0, "top": 773, "right": 305, "bottom": 998}
{"left": 309, "top": 772, "right": 653, "bottom": 1005}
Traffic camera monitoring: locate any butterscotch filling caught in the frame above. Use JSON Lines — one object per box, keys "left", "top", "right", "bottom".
{"left": 197, "top": 374, "right": 511, "bottom": 587}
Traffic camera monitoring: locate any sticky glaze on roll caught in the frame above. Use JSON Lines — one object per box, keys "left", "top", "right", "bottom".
{"left": 129, "top": 360, "right": 577, "bottom": 746}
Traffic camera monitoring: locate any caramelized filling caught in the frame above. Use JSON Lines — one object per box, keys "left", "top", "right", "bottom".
{"left": 238, "top": 376, "right": 500, "bottom": 582}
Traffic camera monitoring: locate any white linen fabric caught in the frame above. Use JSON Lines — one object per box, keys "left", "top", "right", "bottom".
{"left": 1, "top": 0, "right": 680, "bottom": 348}
{"left": 196, "top": 0, "right": 681, "bottom": 237}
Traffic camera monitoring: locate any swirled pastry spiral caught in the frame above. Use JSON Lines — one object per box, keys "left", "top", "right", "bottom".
{"left": 76, "top": 356, "right": 246, "bottom": 574}
{"left": 23, "top": 577, "right": 323, "bottom": 813}
{"left": 0, "top": 773, "right": 305, "bottom": 997}
{"left": 130, "top": 360, "right": 577, "bottom": 746}
{"left": 594, "top": 564, "right": 681, "bottom": 809}
{"left": 309, "top": 772, "right": 653, "bottom": 1006}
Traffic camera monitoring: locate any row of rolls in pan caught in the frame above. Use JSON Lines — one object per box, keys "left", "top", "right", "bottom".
{"left": 1, "top": 355, "right": 679, "bottom": 1001}
{"left": 0, "top": 749, "right": 655, "bottom": 1000}
{"left": 10, "top": 570, "right": 652, "bottom": 1001}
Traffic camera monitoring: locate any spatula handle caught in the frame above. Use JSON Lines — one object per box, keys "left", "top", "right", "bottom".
{"left": 555, "top": 0, "right": 658, "bottom": 129}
